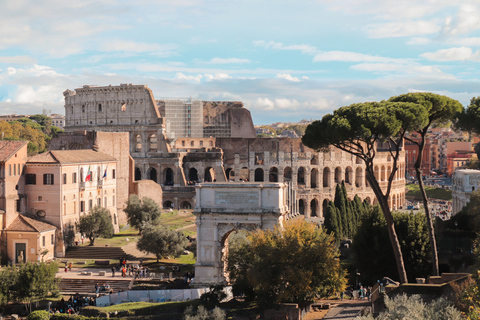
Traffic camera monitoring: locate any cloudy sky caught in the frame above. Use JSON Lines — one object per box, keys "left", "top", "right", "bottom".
{"left": 1, "top": 0, "right": 480, "bottom": 124}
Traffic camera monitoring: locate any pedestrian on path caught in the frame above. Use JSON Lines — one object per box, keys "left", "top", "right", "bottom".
{"left": 111, "top": 267, "right": 115, "bottom": 277}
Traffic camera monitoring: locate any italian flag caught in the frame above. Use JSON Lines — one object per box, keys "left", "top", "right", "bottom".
{"left": 85, "top": 166, "right": 92, "bottom": 182}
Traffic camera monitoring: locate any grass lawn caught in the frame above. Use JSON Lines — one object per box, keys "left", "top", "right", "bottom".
{"left": 406, "top": 184, "right": 452, "bottom": 200}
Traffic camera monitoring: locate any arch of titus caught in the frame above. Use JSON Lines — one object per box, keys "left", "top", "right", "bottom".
{"left": 193, "top": 182, "right": 289, "bottom": 286}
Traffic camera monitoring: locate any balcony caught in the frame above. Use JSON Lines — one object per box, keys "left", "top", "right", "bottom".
{"left": 79, "top": 182, "right": 85, "bottom": 190}
{"left": 97, "top": 180, "right": 103, "bottom": 188}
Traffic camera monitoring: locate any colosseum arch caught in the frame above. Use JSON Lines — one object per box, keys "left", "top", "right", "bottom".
{"left": 284, "top": 167, "right": 292, "bottom": 182}
{"left": 345, "top": 166, "right": 353, "bottom": 185}
{"left": 239, "top": 167, "right": 249, "bottom": 181}
{"left": 335, "top": 167, "right": 342, "bottom": 184}
{"left": 163, "top": 200, "right": 173, "bottom": 208}
{"left": 180, "top": 201, "right": 192, "bottom": 209}
{"left": 148, "top": 134, "right": 157, "bottom": 152}
{"left": 147, "top": 167, "right": 157, "bottom": 182}
{"left": 374, "top": 166, "right": 380, "bottom": 181}
{"left": 381, "top": 166, "right": 386, "bottom": 181}
{"left": 299, "top": 199, "right": 305, "bottom": 215}
{"left": 269, "top": 167, "right": 279, "bottom": 182}
{"left": 311, "top": 168, "right": 318, "bottom": 188}
{"left": 134, "top": 167, "right": 142, "bottom": 181}
{"left": 189, "top": 167, "right": 198, "bottom": 182}
{"left": 205, "top": 167, "right": 216, "bottom": 182}
{"left": 225, "top": 168, "right": 235, "bottom": 181}
{"left": 164, "top": 168, "right": 174, "bottom": 185}
{"left": 322, "top": 199, "right": 329, "bottom": 216}
{"left": 323, "top": 167, "right": 331, "bottom": 187}
{"left": 355, "top": 167, "right": 363, "bottom": 187}
{"left": 298, "top": 167, "right": 305, "bottom": 185}
{"left": 310, "top": 199, "right": 318, "bottom": 217}
{"left": 134, "top": 134, "right": 142, "bottom": 152}
{"left": 254, "top": 168, "right": 264, "bottom": 182}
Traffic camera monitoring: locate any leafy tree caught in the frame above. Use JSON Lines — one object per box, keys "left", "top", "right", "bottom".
{"left": 14, "top": 262, "right": 58, "bottom": 313}
{"left": 136, "top": 224, "right": 188, "bottom": 262}
{"left": 389, "top": 92, "right": 463, "bottom": 277}
{"left": 27, "top": 310, "right": 50, "bottom": 320}
{"left": 227, "top": 220, "right": 346, "bottom": 308}
{"left": 357, "top": 294, "right": 462, "bottom": 320}
{"left": 78, "top": 205, "right": 114, "bottom": 246}
{"left": 352, "top": 207, "right": 431, "bottom": 284}
{"left": 0, "top": 266, "right": 17, "bottom": 314}
{"left": 124, "top": 195, "right": 161, "bottom": 233}
{"left": 302, "top": 101, "right": 429, "bottom": 283}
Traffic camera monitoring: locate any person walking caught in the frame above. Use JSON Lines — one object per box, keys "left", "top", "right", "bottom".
{"left": 111, "top": 267, "right": 115, "bottom": 277}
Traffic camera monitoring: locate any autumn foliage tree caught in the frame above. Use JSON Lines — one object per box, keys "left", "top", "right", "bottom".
{"left": 227, "top": 220, "right": 346, "bottom": 308}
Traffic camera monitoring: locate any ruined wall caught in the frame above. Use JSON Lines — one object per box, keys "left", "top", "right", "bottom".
{"left": 203, "top": 101, "right": 256, "bottom": 138}
{"left": 132, "top": 180, "right": 163, "bottom": 208}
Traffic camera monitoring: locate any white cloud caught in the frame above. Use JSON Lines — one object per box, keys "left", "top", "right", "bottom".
{"left": 254, "top": 40, "right": 318, "bottom": 55}
{"left": 421, "top": 46, "right": 479, "bottom": 61}
{"left": 256, "top": 98, "right": 275, "bottom": 111}
{"left": 313, "top": 51, "right": 405, "bottom": 63}
{"left": 0, "top": 56, "right": 36, "bottom": 64}
{"left": 275, "top": 98, "right": 300, "bottom": 110}
{"left": 366, "top": 20, "right": 440, "bottom": 38}
{"left": 440, "top": 4, "right": 480, "bottom": 38}
{"left": 277, "top": 73, "right": 300, "bottom": 82}
{"left": 204, "top": 73, "right": 231, "bottom": 81}
{"left": 208, "top": 58, "right": 251, "bottom": 64}
{"left": 176, "top": 73, "right": 203, "bottom": 82}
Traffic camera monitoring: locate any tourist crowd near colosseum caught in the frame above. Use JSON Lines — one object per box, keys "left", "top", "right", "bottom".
{"left": 61, "top": 83, "right": 406, "bottom": 224}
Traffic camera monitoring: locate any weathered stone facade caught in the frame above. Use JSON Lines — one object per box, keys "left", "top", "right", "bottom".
{"left": 63, "top": 84, "right": 406, "bottom": 221}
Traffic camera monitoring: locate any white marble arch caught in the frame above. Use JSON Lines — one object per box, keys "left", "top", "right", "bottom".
{"left": 193, "top": 182, "right": 289, "bottom": 286}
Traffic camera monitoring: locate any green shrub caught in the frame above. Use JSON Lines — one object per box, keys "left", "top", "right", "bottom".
{"left": 27, "top": 310, "right": 50, "bottom": 320}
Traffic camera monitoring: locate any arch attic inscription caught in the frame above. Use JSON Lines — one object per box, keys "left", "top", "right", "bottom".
{"left": 193, "top": 182, "right": 289, "bottom": 286}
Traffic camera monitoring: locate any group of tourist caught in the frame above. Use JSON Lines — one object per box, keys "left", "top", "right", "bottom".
{"left": 50, "top": 295, "right": 96, "bottom": 314}
{"left": 95, "top": 282, "right": 113, "bottom": 294}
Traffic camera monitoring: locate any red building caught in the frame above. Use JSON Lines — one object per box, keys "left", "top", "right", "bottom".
{"left": 404, "top": 135, "right": 431, "bottom": 177}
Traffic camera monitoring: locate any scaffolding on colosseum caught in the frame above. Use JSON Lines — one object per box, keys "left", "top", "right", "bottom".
{"left": 162, "top": 98, "right": 203, "bottom": 138}
{"left": 203, "top": 113, "right": 231, "bottom": 138}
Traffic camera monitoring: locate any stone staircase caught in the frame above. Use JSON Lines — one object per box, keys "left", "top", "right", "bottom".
{"left": 58, "top": 278, "right": 132, "bottom": 296}
{"left": 64, "top": 246, "right": 136, "bottom": 261}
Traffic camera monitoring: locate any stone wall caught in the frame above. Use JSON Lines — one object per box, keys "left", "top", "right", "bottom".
{"left": 132, "top": 180, "right": 163, "bottom": 208}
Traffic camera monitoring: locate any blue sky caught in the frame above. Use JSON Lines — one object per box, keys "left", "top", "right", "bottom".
{"left": 1, "top": 0, "right": 480, "bottom": 124}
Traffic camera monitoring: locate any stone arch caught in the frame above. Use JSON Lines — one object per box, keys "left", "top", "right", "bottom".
{"left": 335, "top": 167, "right": 342, "bottom": 184}
{"left": 148, "top": 167, "right": 157, "bottom": 182}
{"left": 323, "top": 167, "right": 331, "bottom": 187}
{"left": 322, "top": 199, "right": 329, "bottom": 216}
{"left": 374, "top": 166, "right": 379, "bottom": 181}
{"left": 180, "top": 201, "right": 192, "bottom": 209}
{"left": 355, "top": 167, "right": 363, "bottom": 187}
{"left": 148, "top": 134, "right": 158, "bottom": 152}
{"left": 239, "top": 167, "right": 249, "bottom": 181}
{"left": 269, "top": 167, "right": 278, "bottom": 182}
{"left": 298, "top": 167, "right": 305, "bottom": 185}
{"left": 134, "top": 167, "right": 142, "bottom": 181}
{"left": 310, "top": 199, "right": 318, "bottom": 217}
{"left": 163, "top": 200, "right": 173, "bottom": 208}
{"left": 205, "top": 167, "right": 216, "bottom": 182}
{"left": 387, "top": 166, "right": 392, "bottom": 181}
{"left": 284, "top": 167, "right": 292, "bottom": 182}
{"left": 164, "top": 168, "right": 174, "bottom": 185}
{"left": 311, "top": 168, "right": 318, "bottom": 188}
{"left": 134, "top": 134, "right": 142, "bottom": 152}
{"left": 254, "top": 168, "right": 264, "bottom": 182}
{"left": 225, "top": 168, "right": 235, "bottom": 181}
{"left": 381, "top": 165, "right": 386, "bottom": 181}
{"left": 345, "top": 166, "right": 353, "bottom": 185}
{"left": 189, "top": 167, "right": 198, "bottom": 182}
{"left": 299, "top": 199, "right": 305, "bottom": 215}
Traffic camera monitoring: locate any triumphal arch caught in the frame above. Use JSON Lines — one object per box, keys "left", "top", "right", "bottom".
{"left": 193, "top": 182, "right": 289, "bottom": 286}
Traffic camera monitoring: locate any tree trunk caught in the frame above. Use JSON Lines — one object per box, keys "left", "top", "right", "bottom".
{"left": 366, "top": 172, "right": 408, "bottom": 283}
{"left": 415, "top": 167, "right": 439, "bottom": 276}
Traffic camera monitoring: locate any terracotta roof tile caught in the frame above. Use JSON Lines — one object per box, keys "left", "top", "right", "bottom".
{"left": 28, "top": 150, "right": 116, "bottom": 164}
{"left": 6, "top": 215, "right": 56, "bottom": 232}
{"left": 0, "top": 141, "right": 28, "bottom": 162}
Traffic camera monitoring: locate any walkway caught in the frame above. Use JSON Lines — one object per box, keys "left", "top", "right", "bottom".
{"left": 305, "top": 299, "right": 370, "bottom": 320}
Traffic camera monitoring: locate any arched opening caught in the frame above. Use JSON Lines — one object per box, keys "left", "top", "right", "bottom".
{"left": 381, "top": 166, "right": 386, "bottom": 181}
{"left": 335, "top": 167, "right": 342, "bottom": 184}
{"left": 134, "top": 134, "right": 142, "bottom": 152}
{"left": 284, "top": 167, "right": 292, "bottom": 182}
{"left": 269, "top": 167, "right": 278, "bottom": 182}
{"left": 164, "top": 168, "right": 174, "bottom": 185}
{"left": 298, "top": 167, "right": 305, "bottom": 184}
{"left": 163, "top": 200, "right": 174, "bottom": 209}
{"left": 180, "top": 201, "right": 192, "bottom": 209}
{"left": 225, "top": 168, "right": 235, "bottom": 181}
{"left": 355, "top": 167, "right": 362, "bottom": 187}
{"left": 322, "top": 199, "right": 329, "bottom": 216}
{"left": 189, "top": 168, "right": 198, "bottom": 183}
{"left": 148, "top": 134, "right": 158, "bottom": 152}
{"left": 310, "top": 199, "right": 318, "bottom": 217}
{"left": 365, "top": 197, "right": 371, "bottom": 205}
{"left": 323, "top": 168, "right": 331, "bottom": 187}
{"left": 311, "top": 168, "right": 318, "bottom": 188}
{"left": 148, "top": 167, "right": 157, "bottom": 182}
{"left": 374, "top": 166, "right": 379, "bottom": 181}
{"left": 239, "top": 167, "right": 249, "bottom": 181}
{"left": 311, "top": 155, "right": 318, "bottom": 165}
{"left": 205, "top": 167, "right": 215, "bottom": 182}
{"left": 299, "top": 199, "right": 305, "bottom": 215}
{"left": 345, "top": 167, "right": 353, "bottom": 185}
{"left": 135, "top": 167, "right": 142, "bottom": 181}
{"left": 254, "top": 168, "right": 264, "bottom": 182}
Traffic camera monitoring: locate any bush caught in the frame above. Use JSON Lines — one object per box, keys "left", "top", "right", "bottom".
{"left": 184, "top": 305, "right": 226, "bottom": 320}
{"left": 27, "top": 310, "right": 50, "bottom": 320}
{"left": 200, "top": 285, "right": 227, "bottom": 306}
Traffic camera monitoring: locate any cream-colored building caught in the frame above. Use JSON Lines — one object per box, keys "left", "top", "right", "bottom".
{"left": 452, "top": 169, "right": 480, "bottom": 214}
{"left": 25, "top": 150, "right": 118, "bottom": 256}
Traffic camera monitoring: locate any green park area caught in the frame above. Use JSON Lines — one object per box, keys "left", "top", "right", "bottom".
{"left": 405, "top": 184, "right": 452, "bottom": 201}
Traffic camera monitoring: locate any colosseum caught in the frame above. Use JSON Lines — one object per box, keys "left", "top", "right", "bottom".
{"left": 62, "top": 83, "right": 406, "bottom": 224}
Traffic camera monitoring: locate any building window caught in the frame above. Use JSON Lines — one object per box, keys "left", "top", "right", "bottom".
{"left": 51, "top": 234, "right": 54, "bottom": 245}
{"left": 43, "top": 174, "right": 54, "bottom": 185}
{"left": 26, "top": 174, "right": 36, "bottom": 185}
{"left": 121, "top": 103, "right": 126, "bottom": 112}
{"left": 38, "top": 196, "right": 42, "bottom": 201}
{"left": 42, "top": 236, "right": 45, "bottom": 247}
{"left": 9, "top": 164, "right": 11, "bottom": 176}
{"left": 89, "top": 199, "right": 93, "bottom": 210}
{"left": 80, "top": 201, "right": 85, "bottom": 212}
{"left": 63, "top": 173, "right": 67, "bottom": 184}
{"left": 182, "top": 140, "right": 185, "bottom": 147}
{"left": 98, "top": 198, "right": 101, "bottom": 206}
{"left": 112, "top": 169, "right": 116, "bottom": 179}
{"left": 191, "top": 141, "right": 194, "bottom": 147}
{"left": 98, "top": 104, "right": 102, "bottom": 112}
{"left": 200, "top": 141, "right": 203, "bottom": 147}
{"left": 15, "top": 200, "right": 20, "bottom": 212}
{"left": 13, "top": 164, "right": 16, "bottom": 176}
{"left": 18, "top": 164, "right": 21, "bottom": 175}
{"left": 73, "top": 172, "right": 77, "bottom": 183}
